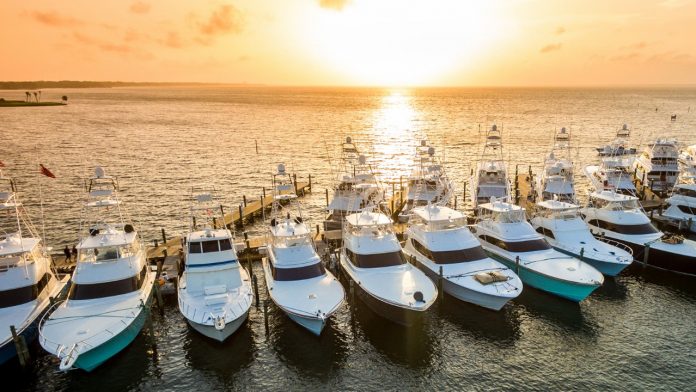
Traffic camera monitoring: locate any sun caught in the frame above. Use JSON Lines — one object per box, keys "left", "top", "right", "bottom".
{"left": 302, "top": 0, "right": 504, "bottom": 86}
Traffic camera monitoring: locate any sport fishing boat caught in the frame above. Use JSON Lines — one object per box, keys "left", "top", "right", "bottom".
{"left": 178, "top": 188, "right": 252, "bottom": 341}
{"left": 473, "top": 198, "right": 604, "bottom": 302}
{"left": 632, "top": 137, "right": 680, "bottom": 196}
{"left": 678, "top": 144, "right": 696, "bottom": 184}
{"left": 471, "top": 124, "right": 510, "bottom": 210}
{"left": 659, "top": 184, "right": 696, "bottom": 234}
{"left": 403, "top": 204, "right": 522, "bottom": 310}
{"left": 0, "top": 175, "right": 68, "bottom": 365}
{"left": 595, "top": 125, "right": 637, "bottom": 156}
{"left": 585, "top": 154, "right": 637, "bottom": 196}
{"left": 398, "top": 141, "right": 454, "bottom": 222}
{"left": 39, "top": 167, "right": 155, "bottom": 372}
{"left": 324, "top": 138, "right": 383, "bottom": 231}
{"left": 263, "top": 164, "right": 344, "bottom": 335}
{"left": 536, "top": 127, "right": 575, "bottom": 203}
{"left": 340, "top": 208, "right": 436, "bottom": 325}
{"left": 582, "top": 190, "right": 696, "bottom": 276}
{"left": 530, "top": 199, "right": 633, "bottom": 276}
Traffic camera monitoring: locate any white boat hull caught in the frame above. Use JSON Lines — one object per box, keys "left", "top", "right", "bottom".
{"left": 286, "top": 312, "right": 326, "bottom": 336}
{"left": 187, "top": 310, "right": 249, "bottom": 342}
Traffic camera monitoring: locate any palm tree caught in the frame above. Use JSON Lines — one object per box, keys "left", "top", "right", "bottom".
{"left": 62, "top": 95, "right": 68, "bottom": 104}
{"left": 33, "top": 92, "right": 38, "bottom": 102}
{"left": 25, "top": 91, "right": 30, "bottom": 102}
{"left": 38, "top": 90, "right": 42, "bottom": 102}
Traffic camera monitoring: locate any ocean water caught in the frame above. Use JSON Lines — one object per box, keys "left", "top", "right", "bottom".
{"left": 1, "top": 86, "right": 696, "bottom": 391}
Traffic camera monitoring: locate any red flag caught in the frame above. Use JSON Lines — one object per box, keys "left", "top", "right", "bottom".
{"left": 39, "top": 164, "right": 56, "bottom": 178}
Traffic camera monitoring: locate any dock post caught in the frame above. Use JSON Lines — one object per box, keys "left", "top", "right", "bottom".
{"left": 462, "top": 183, "right": 466, "bottom": 205}
{"left": 238, "top": 204, "right": 244, "bottom": 227}
{"left": 399, "top": 176, "right": 403, "bottom": 205}
{"left": 219, "top": 205, "right": 225, "bottom": 227}
{"left": 10, "top": 325, "right": 30, "bottom": 367}
{"left": 155, "top": 257, "right": 165, "bottom": 314}
{"left": 243, "top": 195, "right": 247, "bottom": 207}
{"left": 253, "top": 274, "right": 260, "bottom": 308}
{"left": 255, "top": 139, "right": 259, "bottom": 154}
{"left": 316, "top": 224, "right": 320, "bottom": 237}
{"left": 293, "top": 173, "right": 298, "bottom": 195}
{"left": 438, "top": 266, "right": 444, "bottom": 303}
{"left": 161, "top": 228, "right": 167, "bottom": 245}
{"left": 262, "top": 187, "right": 266, "bottom": 201}
{"left": 193, "top": 216, "right": 197, "bottom": 230}
{"left": 643, "top": 244, "right": 650, "bottom": 267}
{"left": 515, "top": 256, "right": 520, "bottom": 275}
{"left": 154, "top": 239, "right": 158, "bottom": 249}
{"left": 308, "top": 174, "right": 312, "bottom": 192}
{"left": 212, "top": 217, "right": 217, "bottom": 228}
{"left": 263, "top": 299, "right": 269, "bottom": 334}
{"left": 454, "top": 195, "right": 457, "bottom": 210}
{"left": 325, "top": 188, "right": 329, "bottom": 207}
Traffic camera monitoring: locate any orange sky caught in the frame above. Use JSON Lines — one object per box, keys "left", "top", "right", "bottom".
{"left": 1, "top": 0, "right": 695, "bottom": 86}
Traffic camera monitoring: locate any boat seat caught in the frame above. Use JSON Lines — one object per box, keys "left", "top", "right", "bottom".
{"left": 204, "top": 293, "right": 229, "bottom": 306}
{"left": 204, "top": 285, "right": 227, "bottom": 295}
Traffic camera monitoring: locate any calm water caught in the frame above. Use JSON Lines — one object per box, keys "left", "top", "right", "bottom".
{"left": 2, "top": 87, "right": 696, "bottom": 391}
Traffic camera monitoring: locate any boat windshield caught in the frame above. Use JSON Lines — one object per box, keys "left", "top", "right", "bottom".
{"left": 345, "top": 248, "right": 406, "bottom": 268}
{"left": 591, "top": 197, "right": 640, "bottom": 211}
{"left": 675, "top": 187, "right": 696, "bottom": 198}
{"left": 271, "top": 262, "right": 325, "bottom": 281}
{"left": 412, "top": 239, "right": 487, "bottom": 264}
{"left": 489, "top": 209, "right": 525, "bottom": 223}
{"left": 0, "top": 272, "right": 50, "bottom": 308}
{"left": 348, "top": 224, "right": 393, "bottom": 236}
{"left": 80, "top": 241, "right": 139, "bottom": 262}
{"left": 188, "top": 238, "right": 233, "bottom": 253}
{"left": 272, "top": 234, "right": 311, "bottom": 248}
{"left": 427, "top": 217, "right": 467, "bottom": 230}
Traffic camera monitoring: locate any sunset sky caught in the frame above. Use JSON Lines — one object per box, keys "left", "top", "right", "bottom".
{"left": 1, "top": 0, "right": 695, "bottom": 86}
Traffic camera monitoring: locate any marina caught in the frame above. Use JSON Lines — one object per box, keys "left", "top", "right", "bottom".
{"left": 2, "top": 86, "right": 696, "bottom": 391}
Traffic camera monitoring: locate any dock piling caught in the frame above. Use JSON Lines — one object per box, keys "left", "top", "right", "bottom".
{"left": 243, "top": 195, "right": 247, "bottom": 207}
{"left": 263, "top": 299, "right": 269, "bottom": 334}
{"left": 515, "top": 256, "right": 520, "bottom": 275}
{"left": 325, "top": 188, "right": 329, "bottom": 207}
{"left": 161, "top": 228, "right": 167, "bottom": 245}
{"left": 238, "top": 205, "right": 244, "bottom": 227}
{"left": 308, "top": 174, "right": 312, "bottom": 192}
{"left": 10, "top": 325, "right": 30, "bottom": 367}
{"left": 293, "top": 173, "right": 298, "bottom": 195}
{"left": 438, "top": 266, "right": 444, "bottom": 303}
{"left": 253, "top": 274, "right": 260, "bottom": 308}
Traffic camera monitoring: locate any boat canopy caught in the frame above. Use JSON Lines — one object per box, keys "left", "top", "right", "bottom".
{"left": 0, "top": 234, "right": 40, "bottom": 256}
{"left": 345, "top": 211, "right": 391, "bottom": 227}
{"left": 478, "top": 201, "right": 526, "bottom": 223}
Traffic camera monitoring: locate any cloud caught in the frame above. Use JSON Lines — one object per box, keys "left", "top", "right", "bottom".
{"left": 318, "top": 0, "right": 350, "bottom": 11}
{"left": 540, "top": 43, "right": 562, "bottom": 53}
{"left": 555, "top": 26, "right": 565, "bottom": 35}
{"left": 71, "top": 32, "right": 152, "bottom": 59}
{"left": 30, "top": 11, "right": 85, "bottom": 27}
{"left": 610, "top": 52, "right": 641, "bottom": 61}
{"left": 198, "top": 4, "right": 244, "bottom": 36}
{"left": 161, "top": 32, "right": 184, "bottom": 48}
{"left": 129, "top": 1, "right": 151, "bottom": 14}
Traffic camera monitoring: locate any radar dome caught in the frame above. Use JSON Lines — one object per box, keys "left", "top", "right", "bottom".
{"left": 277, "top": 163, "right": 286, "bottom": 173}
{"left": 95, "top": 166, "right": 105, "bottom": 178}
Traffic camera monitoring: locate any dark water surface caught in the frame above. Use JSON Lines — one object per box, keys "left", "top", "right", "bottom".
{"left": 1, "top": 87, "right": 696, "bottom": 391}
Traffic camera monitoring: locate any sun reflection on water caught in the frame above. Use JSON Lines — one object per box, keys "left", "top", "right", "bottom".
{"left": 370, "top": 91, "right": 421, "bottom": 186}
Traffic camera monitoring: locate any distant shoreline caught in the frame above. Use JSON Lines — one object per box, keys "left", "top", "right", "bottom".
{"left": 0, "top": 81, "right": 264, "bottom": 90}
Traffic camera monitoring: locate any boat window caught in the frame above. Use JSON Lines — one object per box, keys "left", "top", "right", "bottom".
{"left": 219, "top": 238, "right": 233, "bottom": 251}
{"left": 271, "top": 262, "right": 325, "bottom": 281}
{"left": 676, "top": 205, "right": 696, "bottom": 215}
{"left": 202, "top": 240, "right": 220, "bottom": 253}
{"left": 79, "top": 246, "right": 121, "bottom": 262}
{"left": 0, "top": 273, "right": 51, "bottom": 308}
{"left": 345, "top": 248, "right": 406, "bottom": 268}
{"left": 479, "top": 235, "right": 550, "bottom": 252}
{"left": 431, "top": 246, "right": 487, "bottom": 264}
{"left": 189, "top": 241, "right": 202, "bottom": 253}
{"left": 587, "top": 219, "right": 659, "bottom": 235}
{"left": 675, "top": 188, "right": 696, "bottom": 198}
{"left": 68, "top": 266, "right": 147, "bottom": 300}
{"left": 535, "top": 226, "right": 555, "bottom": 239}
